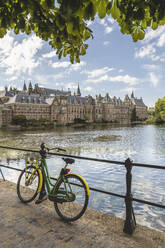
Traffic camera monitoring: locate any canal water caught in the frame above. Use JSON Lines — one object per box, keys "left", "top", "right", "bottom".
{"left": 0, "top": 124, "right": 165, "bottom": 231}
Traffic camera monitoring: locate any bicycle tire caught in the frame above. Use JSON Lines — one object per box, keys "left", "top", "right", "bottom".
{"left": 54, "top": 174, "right": 89, "bottom": 222}
{"left": 17, "top": 165, "right": 40, "bottom": 203}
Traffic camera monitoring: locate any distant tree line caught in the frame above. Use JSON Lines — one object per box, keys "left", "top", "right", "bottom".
{"left": 12, "top": 115, "right": 53, "bottom": 127}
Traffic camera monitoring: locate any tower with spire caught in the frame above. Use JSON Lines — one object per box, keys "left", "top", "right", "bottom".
{"left": 131, "top": 91, "right": 134, "bottom": 99}
{"left": 28, "top": 82, "right": 33, "bottom": 94}
{"left": 23, "top": 81, "right": 27, "bottom": 92}
{"left": 76, "top": 84, "right": 81, "bottom": 96}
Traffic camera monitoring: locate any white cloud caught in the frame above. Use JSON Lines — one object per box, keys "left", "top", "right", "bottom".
{"left": 65, "top": 82, "right": 78, "bottom": 91}
{"left": 135, "top": 44, "right": 160, "bottom": 61}
{"left": 157, "top": 32, "right": 165, "bottom": 47}
{"left": 42, "top": 51, "right": 57, "bottom": 58}
{"left": 86, "top": 74, "right": 139, "bottom": 85}
{"left": 50, "top": 61, "right": 86, "bottom": 73}
{"left": 0, "top": 32, "right": 14, "bottom": 54}
{"left": 84, "top": 66, "right": 114, "bottom": 78}
{"left": 143, "top": 64, "right": 160, "bottom": 71}
{"left": 50, "top": 61, "right": 70, "bottom": 69}
{"left": 108, "top": 75, "right": 138, "bottom": 85}
{"left": 0, "top": 33, "right": 43, "bottom": 75}
{"left": 149, "top": 72, "right": 159, "bottom": 87}
{"left": 143, "top": 26, "right": 165, "bottom": 44}
{"left": 98, "top": 17, "right": 114, "bottom": 34}
{"left": 34, "top": 72, "right": 64, "bottom": 84}
{"left": 107, "top": 17, "right": 115, "bottom": 24}
{"left": 100, "top": 19, "right": 105, "bottom": 25}
{"left": 120, "top": 87, "right": 137, "bottom": 94}
{"left": 103, "top": 41, "right": 110, "bottom": 46}
{"left": 67, "top": 61, "right": 86, "bottom": 72}
{"left": 86, "top": 74, "right": 108, "bottom": 83}
{"left": 84, "top": 86, "right": 93, "bottom": 92}
{"left": 135, "top": 26, "right": 165, "bottom": 62}
{"left": 7, "top": 76, "right": 18, "bottom": 81}
{"left": 105, "top": 26, "right": 113, "bottom": 34}
{"left": 135, "top": 44, "right": 155, "bottom": 58}
{"left": 86, "top": 20, "right": 93, "bottom": 26}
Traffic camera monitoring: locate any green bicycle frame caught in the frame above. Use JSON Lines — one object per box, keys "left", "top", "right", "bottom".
{"left": 39, "top": 157, "right": 73, "bottom": 199}
{"left": 40, "top": 158, "right": 54, "bottom": 194}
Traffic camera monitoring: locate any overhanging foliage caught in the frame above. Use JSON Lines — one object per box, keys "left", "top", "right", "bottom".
{"left": 0, "top": 0, "right": 165, "bottom": 63}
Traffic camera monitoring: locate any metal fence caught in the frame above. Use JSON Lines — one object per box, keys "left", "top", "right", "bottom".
{"left": 0, "top": 145, "right": 165, "bottom": 235}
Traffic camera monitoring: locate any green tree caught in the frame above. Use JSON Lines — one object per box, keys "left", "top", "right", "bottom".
{"left": 155, "top": 97, "right": 165, "bottom": 124}
{"left": 1, "top": 0, "right": 165, "bottom": 62}
{"left": 74, "top": 117, "right": 85, "bottom": 124}
{"left": 148, "top": 108, "right": 155, "bottom": 117}
{"left": 12, "top": 115, "right": 27, "bottom": 126}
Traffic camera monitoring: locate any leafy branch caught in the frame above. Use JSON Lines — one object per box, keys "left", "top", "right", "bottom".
{"left": 0, "top": 0, "right": 165, "bottom": 62}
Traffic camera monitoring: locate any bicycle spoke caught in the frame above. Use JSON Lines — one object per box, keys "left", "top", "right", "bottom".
{"left": 54, "top": 174, "right": 89, "bottom": 222}
{"left": 17, "top": 166, "right": 40, "bottom": 203}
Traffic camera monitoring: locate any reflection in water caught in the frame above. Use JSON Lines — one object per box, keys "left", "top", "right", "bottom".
{"left": 1, "top": 124, "right": 165, "bottom": 231}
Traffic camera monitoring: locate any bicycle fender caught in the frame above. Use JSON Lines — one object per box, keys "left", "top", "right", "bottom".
{"left": 68, "top": 173, "right": 90, "bottom": 196}
{"left": 37, "top": 168, "right": 43, "bottom": 193}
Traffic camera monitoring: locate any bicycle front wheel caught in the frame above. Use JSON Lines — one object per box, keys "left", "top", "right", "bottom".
{"left": 17, "top": 165, "right": 40, "bottom": 203}
{"left": 54, "top": 174, "right": 89, "bottom": 222}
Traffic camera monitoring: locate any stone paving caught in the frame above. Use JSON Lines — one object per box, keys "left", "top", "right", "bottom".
{"left": 0, "top": 179, "right": 165, "bottom": 248}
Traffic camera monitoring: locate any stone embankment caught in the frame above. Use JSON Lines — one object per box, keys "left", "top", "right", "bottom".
{"left": 0, "top": 179, "right": 165, "bottom": 248}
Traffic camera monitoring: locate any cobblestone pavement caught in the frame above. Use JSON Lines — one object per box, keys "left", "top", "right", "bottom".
{"left": 0, "top": 180, "right": 165, "bottom": 248}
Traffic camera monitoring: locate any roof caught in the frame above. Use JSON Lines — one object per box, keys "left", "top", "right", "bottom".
{"left": 5, "top": 94, "right": 48, "bottom": 105}
{"left": 0, "top": 90, "right": 14, "bottom": 97}
{"left": 132, "top": 98, "right": 146, "bottom": 106}
{"left": 67, "top": 96, "right": 88, "bottom": 105}
{"left": 40, "top": 87, "right": 70, "bottom": 96}
{"left": 102, "top": 95, "right": 124, "bottom": 105}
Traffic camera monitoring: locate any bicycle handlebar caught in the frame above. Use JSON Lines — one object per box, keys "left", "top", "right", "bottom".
{"left": 40, "top": 143, "right": 66, "bottom": 153}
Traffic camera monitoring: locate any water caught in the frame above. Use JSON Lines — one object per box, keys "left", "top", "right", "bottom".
{"left": 1, "top": 124, "right": 165, "bottom": 231}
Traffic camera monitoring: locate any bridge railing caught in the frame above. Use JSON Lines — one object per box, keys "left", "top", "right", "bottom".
{"left": 0, "top": 145, "right": 165, "bottom": 235}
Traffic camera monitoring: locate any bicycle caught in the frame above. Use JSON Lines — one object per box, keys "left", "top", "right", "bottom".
{"left": 17, "top": 143, "right": 90, "bottom": 222}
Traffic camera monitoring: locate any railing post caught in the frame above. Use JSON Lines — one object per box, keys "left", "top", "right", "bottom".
{"left": 0, "top": 167, "right": 5, "bottom": 181}
{"left": 123, "top": 158, "right": 136, "bottom": 235}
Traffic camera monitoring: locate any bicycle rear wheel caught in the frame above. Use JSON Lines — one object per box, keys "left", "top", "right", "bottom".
{"left": 17, "top": 165, "right": 40, "bottom": 203}
{"left": 54, "top": 174, "right": 89, "bottom": 222}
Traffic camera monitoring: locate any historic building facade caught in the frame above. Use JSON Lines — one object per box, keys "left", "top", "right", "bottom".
{"left": 0, "top": 82, "right": 148, "bottom": 127}
{"left": 0, "top": 105, "right": 12, "bottom": 127}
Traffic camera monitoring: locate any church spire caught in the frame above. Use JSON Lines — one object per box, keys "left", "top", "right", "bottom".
{"left": 76, "top": 84, "right": 81, "bottom": 96}
{"left": 23, "top": 81, "right": 27, "bottom": 91}
{"left": 28, "top": 81, "right": 33, "bottom": 94}
{"left": 131, "top": 91, "right": 134, "bottom": 99}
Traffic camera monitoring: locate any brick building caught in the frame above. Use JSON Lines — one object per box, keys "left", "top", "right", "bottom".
{"left": 0, "top": 105, "right": 12, "bottom": 128}
{"left": 0, "top": 83, "right": 148, "bottom": 127}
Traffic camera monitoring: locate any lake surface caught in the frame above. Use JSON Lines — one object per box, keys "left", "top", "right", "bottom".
{"left": 0, "top": 124, "right": 165, "bottom": 231}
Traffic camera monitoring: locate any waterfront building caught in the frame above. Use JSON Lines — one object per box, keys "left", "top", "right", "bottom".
{"left": 0, "top": 83, "right": 148, "bottom": 127}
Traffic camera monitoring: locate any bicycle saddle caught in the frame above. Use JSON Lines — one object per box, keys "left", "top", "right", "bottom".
{"left": 62, "top": 158, "right": 75, "bottom": 164}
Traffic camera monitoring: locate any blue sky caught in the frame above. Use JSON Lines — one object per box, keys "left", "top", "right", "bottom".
{"left": 0, "top": 16, "right": 165, "bottom": 107}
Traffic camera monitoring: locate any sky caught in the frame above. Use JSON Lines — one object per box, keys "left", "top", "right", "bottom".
{"left": 0, "top": 16, "right": 165, "bottom": 107}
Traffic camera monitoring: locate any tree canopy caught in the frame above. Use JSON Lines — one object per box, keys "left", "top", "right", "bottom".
{"left": 155, "top": 97, "right": 165, "bottom": 124}
{"left": 1, "top": 0, "right": 165, "bottom": 63}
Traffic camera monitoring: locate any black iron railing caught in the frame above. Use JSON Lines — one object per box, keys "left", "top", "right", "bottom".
{"left": 0, "top": 145, "right": 165, "bottom": 235}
